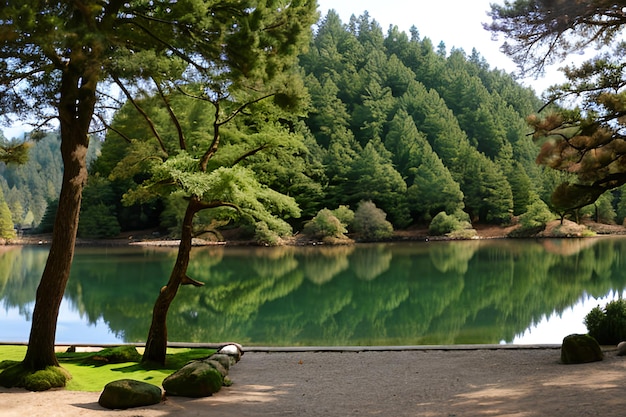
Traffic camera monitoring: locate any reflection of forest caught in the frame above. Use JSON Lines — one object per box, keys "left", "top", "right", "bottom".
{"left": 2, "top": 239, "right": 626, "bottom": 346}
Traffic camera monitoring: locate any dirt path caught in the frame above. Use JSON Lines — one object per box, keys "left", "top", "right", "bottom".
{"left": 2, "top": 347, "right": 624, "bottom": 416}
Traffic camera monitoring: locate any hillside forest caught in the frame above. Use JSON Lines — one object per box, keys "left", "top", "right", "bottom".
{"left": 1, "top": 11, "right": 624, "bottom": 242}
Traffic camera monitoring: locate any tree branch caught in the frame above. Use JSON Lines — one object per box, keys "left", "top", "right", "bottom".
{"left": 112, "top": 74, "right": 168, "bottom": 154}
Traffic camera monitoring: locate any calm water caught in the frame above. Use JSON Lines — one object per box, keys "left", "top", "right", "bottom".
{"left": 1, "top": 238, "right": 626, "bottom": 346}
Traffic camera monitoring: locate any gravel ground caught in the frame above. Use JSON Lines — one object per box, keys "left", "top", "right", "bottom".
{"left": 1, "top": 346, "right": 625, "bottom": 417}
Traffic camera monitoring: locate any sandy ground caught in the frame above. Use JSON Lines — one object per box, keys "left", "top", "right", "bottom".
{"left": 1, "top": 346, "right": 625, "bottom": 417}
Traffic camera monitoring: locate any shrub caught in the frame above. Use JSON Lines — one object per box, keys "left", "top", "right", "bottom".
{"left": 352, "top": 201, "right": 393, "bottom": 240}
{"left": 254, "top": 221, "right": 281, "bottom": 246}
{"left": 519, "top": 199, "right": 555, "bottom": 229}
{"left": 302, "top": 208, "right": 347, "bottom": 239}
{"left": 331, "top": 205, "right": 354, "bottom": 229}
{"left": 428, "top": 210, "right": 473, "bottom": 236}
{"left": 584, "top": 299, "right": 626, "bottom": 345}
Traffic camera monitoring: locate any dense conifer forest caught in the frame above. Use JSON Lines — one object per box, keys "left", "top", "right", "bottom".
{"left": 2, "top": 11, "right": 625, "bottom": 241}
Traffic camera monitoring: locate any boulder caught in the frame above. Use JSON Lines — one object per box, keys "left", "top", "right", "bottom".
{"left": 218, "top": 344, "right": 243, "bottom": 363}
{"left": 98, "top": 379, "right": 162, "bottom": 409}
{"left": 561, "top": 334, "right": 604, "bottom": 364}
{"left": 203, "top": 359, "right": 228, "bottom": 377}
{"left": 208, "top": 353, "right": 235, "bottom": 370}
{"left": 163, "top": 360, "right": 224, "bottom": 397}
{"left": 617, "top": 341, "right": 626, "bottom": 356}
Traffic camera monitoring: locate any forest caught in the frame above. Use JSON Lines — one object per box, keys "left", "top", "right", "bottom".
{"left": 1, "top": 11, "right": 624, "bottom": 242}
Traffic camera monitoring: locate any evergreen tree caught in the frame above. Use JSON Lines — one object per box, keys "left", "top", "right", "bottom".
{"left": 344, "top": 141, "right": 410, "bottom": 227}
{"left": 0, "top": 188, "right": 15, "bottom": 240}
{"left": 487, "top": 0, "right": 626, "bottom": 212}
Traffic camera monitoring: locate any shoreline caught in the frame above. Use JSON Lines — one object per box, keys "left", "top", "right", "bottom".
{"left": 8, "top": 219, "right": 626, "bottom": 249}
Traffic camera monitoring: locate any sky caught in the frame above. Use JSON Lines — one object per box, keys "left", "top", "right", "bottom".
{"left": 0, "top": 1, "right": 571, "bottom": 139}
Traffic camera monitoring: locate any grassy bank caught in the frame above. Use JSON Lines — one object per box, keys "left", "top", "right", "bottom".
{"left": 0, "top": 345, "right": 214, "bottom": 392}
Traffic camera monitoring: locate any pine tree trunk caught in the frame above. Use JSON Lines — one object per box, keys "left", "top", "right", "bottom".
{"left": 22, "top": 63, "right": 95, "bottom": 371}
{"left": 142, "top": 199, "right": 198, "bottom": 364}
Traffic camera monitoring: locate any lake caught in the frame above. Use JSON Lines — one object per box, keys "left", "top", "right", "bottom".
{"left": 1, "top": 237, "right": 626, "bottom": 347}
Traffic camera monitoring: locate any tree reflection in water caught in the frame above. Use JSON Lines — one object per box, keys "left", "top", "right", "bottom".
{"left": 2, "top": 238, "right": 626, "bottom": 346}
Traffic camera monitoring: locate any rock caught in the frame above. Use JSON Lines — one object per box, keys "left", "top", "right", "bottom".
{"left": 203, "top": 359, "right": 229, "bottom": 377}
{"left": 163, "top": 361, "right": 224, "bottom": 397}
{"left": 561, "top": 334, "right": 604, "bottom": 364}
{"left": 208, "top": 353, "right": 235, "bottom": 370}
{"left": 98, "top": 379, "right": 162, "bottom": 409}
{"left": 218, "top": 344, "right": 243, "bottom": 363}
{"left": 617, "top": 341, "right": 626, "bottom": 356}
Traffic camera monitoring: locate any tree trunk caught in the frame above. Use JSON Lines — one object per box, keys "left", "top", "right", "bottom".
{"left": 22, "top": 62, "right": 95, "bottom": 371}
{"left": 142, "top": 199, "right": 199, "bottom": 364}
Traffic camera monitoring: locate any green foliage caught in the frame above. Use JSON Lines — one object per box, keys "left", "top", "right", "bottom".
{"left": 352, "top": 200, "right": 393, "bottom": 240}
{"left": 519, "top": 196, "right": 555, "bottom": 229}
{"left": 0, "top": 189, "right": 15, "bottom": 240}
{"left": 0, "top": 362, "right": 70, "bottom": 391}
{"left": 429, "top": 211, "right": 473, "bottom": 236}
{"left": 0, "top": 139, "right": 31, "bottom": 165}
{"left": 332, "top": 205, "right": 355, "bottom": 229}
{"left": 300, "top": 11, "right": 541, "bottom": 227}
{"left": 36, "top": 199, "right": 57, "bottom": 233}
{"left": 584, "top": 299, "right": 626, "bottom": 345}
{"left": 0, "top": 133, "right": 65, "bottom": 228}
{"left": 580, "top": 193, "right": 616, "bottom": 224}
{"left": 254, "top": 221, "right": 282, "bottom": 246}
{"left": 78, "top": 204, "right": 120, "bottom": 239}
{"left": 303, "top": 208, "right": 347, "bottom": 239}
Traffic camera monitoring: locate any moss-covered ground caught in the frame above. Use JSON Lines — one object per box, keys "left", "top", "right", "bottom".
{"left": 0, "top": 345, "right": 214, "bottom": 392}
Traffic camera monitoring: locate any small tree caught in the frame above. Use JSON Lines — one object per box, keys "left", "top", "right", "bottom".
{"left": 352, "top": 200, "right": 393, "bottom": 240}
{"left": 0, "top": 191, "right": 15, "bottom": 240}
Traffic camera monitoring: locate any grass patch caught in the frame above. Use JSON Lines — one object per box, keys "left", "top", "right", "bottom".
{"left": 0, "top": 345, "right": 215, "bottom": 392}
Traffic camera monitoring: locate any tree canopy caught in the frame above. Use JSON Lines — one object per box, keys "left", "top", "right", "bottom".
{"left": 487, "top": 0, "right": 626, "bottom": 214}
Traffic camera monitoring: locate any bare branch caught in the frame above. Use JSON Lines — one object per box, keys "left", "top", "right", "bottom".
{"left": 153, "top": 78, "right": 186, "bottom": 150}
{"left": 111, "top": 74, "right": 168, "bottom": 154}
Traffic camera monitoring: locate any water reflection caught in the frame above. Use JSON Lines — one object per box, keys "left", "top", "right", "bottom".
{"left": 2, "top": 238, "right": 626, "bottom": 346}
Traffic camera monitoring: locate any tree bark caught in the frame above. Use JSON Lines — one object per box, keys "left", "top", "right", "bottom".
{"left": 22, "top": 61, "right": 94, "bottom": 371}
{"left": 142, "top": 198, "right": 199, "bottom": 364}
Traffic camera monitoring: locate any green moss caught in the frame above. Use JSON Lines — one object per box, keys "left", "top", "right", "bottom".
{"left": 0, "top": 362, "right": 70, "bottom": 391}
{"left": 78, "top": 345, "right": 141, "bottom": 365}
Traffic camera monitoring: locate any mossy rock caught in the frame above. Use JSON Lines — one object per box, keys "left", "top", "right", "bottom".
{"left": 163, "top": 361, "right": 224, "bottom": 397}
{"left": 561, "top": 334, "right": 603, "bottom": 364}
{"left": 84, "top": 345, "right": 141, "bottom": 365}
{"left": 98, "top": 379, "right": 162, "bottom": 409}
{"left": 0, "top": 362, "right": 70, "bottom": 391}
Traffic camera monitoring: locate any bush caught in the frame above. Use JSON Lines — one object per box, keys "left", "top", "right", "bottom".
{"left": 331, "top": 205, "right": 354, "bottom": 229}
{"left": 519, "top": 198, "right": 555, "bottom": 229}
{"left": 302, "top": 208, "right": 347, "bottom": 239}
{"left": 254, "top": 221, "right": 281, "bottom": 246}
{"left": 428, "top": 210, "right": 473, "bottom": 236}
{"left": 352, "top": 201, "right": 393, "bottom": 240}
{"left": 584, "top": 299, "right": 626, "bottom": 345}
